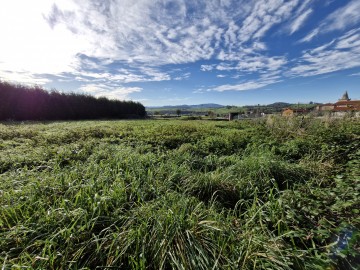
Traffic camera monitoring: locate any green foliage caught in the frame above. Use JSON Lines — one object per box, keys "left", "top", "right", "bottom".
{"left": 0, "top": 81, "right": 146, "bottom": 120}
{"left": 0, "top": 117, "right": 359, "bottom": 269}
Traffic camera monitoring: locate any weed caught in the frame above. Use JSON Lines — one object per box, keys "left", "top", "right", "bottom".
{"left": 0, "top": 118, "right": 359, "bottom": 269}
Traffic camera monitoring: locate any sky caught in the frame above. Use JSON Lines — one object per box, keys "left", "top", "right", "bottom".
{"left": 0, "top": 0, "right": 360, "bottom": 106}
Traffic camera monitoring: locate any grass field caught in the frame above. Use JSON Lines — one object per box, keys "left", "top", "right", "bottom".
{"left": 1, "top": 117, "right": 359, "bottom": 269}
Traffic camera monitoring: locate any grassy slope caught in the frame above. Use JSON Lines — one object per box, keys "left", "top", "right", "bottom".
{"left": 0, "top": 117, "right": 359, "bottom": 269}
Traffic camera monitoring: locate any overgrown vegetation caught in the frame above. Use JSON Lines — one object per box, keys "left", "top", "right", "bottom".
{"left": 0, "top": 117, "right": 359, "bottom": 269}
{"left": 0, "top": 81, "right": 146, "bottom": 121}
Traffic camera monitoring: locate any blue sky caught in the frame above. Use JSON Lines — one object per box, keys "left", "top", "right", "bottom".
{"left": 0, "top": 0, "right": 360, "bottom": 106}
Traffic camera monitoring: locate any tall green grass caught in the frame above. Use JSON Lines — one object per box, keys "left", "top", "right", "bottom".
{"left": 0, "top": 117, "right": 359, "bottom": 269}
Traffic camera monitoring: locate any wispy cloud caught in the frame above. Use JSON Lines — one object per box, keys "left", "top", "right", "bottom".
{"left": 0, "top": 2, "right": 301, "bottom": 73}
{"left": 79, "top": 83, "right": 142, "bottom": 100}
{"left": 210, "top": 55, "right": 287, "bottom": 74}
{"left": 43, "top": 0, "right": 301, "bottom": 68}
{"left": 299, "top": 28, "right": 320, "bottom": 43}
{"left": 0, "top": 70, "right": 51, "bottom": 85}
{"left": 290, "top": 29, "right": 360, "bottom": 77}
{"left": 212, "top": 80, "right": 278, "bottom": 92}
{"left": 282, "top": 0, "right": 313, "bottom": 35}
{"left": 235, "top": 56, "right": 287, "bottom": 72}
{"left": 212, "top": 73, "right": 281, "bottom": 92}
{"left": 323, "top": 0, "right": 360, "bottom": 32}
{"left": 44, "top": 1, "right": 236, "bottom": 65}
{"left": 200, "top": 65, "right": 215, "bottom": 71}
{"left": 174, "top": 72, "right": 191, "bottom": 81}
{"left": 300, "top": 0, "right": 360, "bottom": 42}
{"left": 289, "top": 9, "right": 313, "bottom": 34}
{"left": 71, "top": 64, "right": 171, "bottom": 84}
{"left": 239, "top": 0, "right": 301, "bottom": 42}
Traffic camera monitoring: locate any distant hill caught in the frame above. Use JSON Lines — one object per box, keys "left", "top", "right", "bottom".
{"left": 147, "top": 103, "right": 224, "bottom": 110}
{"left": 146, "top": 101, "right": 318, "bottom": 115}
{"left": 266, "top": 102, "right": 291, "bottom": 108}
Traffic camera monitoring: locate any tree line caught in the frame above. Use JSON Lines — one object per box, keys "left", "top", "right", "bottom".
{"left": 0, "top": 81, "right": 146, "bottom": 121}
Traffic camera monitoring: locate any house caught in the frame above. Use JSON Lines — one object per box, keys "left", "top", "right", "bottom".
{"left": 316, "top": 103, "right": 334, "bottom": 111}
{"left": 228, "top": 110, "right": 264, "bottom": 120}
{"left": 333, "top": 91, "right": 360, "bottom": 111}
{"left": 316, "top": 91, "right": 360, "bottom": 116}
{"left": 282, "top": 108, "right": 309, "bottom": 117}
{"left": 282, "top": 108, "right": 294, "bottom": 117}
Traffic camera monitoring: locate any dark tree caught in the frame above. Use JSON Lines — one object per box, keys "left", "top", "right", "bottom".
{"left": 0, "top": 81, "right": 146, "bottom": 121}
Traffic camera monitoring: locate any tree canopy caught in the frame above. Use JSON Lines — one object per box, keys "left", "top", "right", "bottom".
{"left": 0, "top": 81, "right": 146, "bottom": 121}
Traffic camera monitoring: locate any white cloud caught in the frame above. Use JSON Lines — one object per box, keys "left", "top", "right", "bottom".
{"left": 0, "top": 70, "right": 51, "bottom": 85}
{"left": 237, "top": 0, "right": 300, "bottom": 43}
{"left": 300, "top": 0, "right": 360, "bottom": 42}
{"left": 214, "top": 55, "right": 287, "bottom": 74}
{"left": 0, "top": 1, "right": 302, "bottom": 74}
{"left": 335, "top": 29, "right": 360, "bottom": 49}
{"left": 231, "top": 74, "right": 243, "bottom": 79}
{"left": 79, "top": 83, "right": 142, "bottom": 100}
{"left": 212, "top": 76, "right": 280, "bottom": 92}
{"left": 289, "top": 9, "right": 312, "bottom": 34}
{"left": 236, "top": 56, "right": 287, "bottom": 72}
{"left": 40, "top": 0, "right": 299, "bottom": 68}
{"left": 138, "top": 67, "right": 171, "bottom": 81}
{"left": 70, "top": 65, "right": 171, "bottom": 84}
{"left": 324, "top": 0, "right": 360, "bottom": 31}
{"left": 252, "top": 42, "right": 267, "bottom": 51}
{"left": 174, "top": 72, "right": 191, "bottom": 81}
{"left": 299, "top": 28, "right": 319, "bottom": 43}
{"left": 282, "top": 0, "right": 313, "bottom": 35}
{"left": 289, "top": 29, "right": 360, "bottom": 77}
{"left": 212, "top": 70, "right": 281, "bottom": 92}
{"left": 2, "top": 0, "right": 285, "bottom": 88}
{"left": 200, "top": 65, "right": 215, "bottom": 71}
{"left": 44, "top": 0, "right": 232, "bottom": 65}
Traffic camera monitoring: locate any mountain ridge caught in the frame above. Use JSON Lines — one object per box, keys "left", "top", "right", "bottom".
{"left": 146, "top": 103, "right": 224, "bottom": 109}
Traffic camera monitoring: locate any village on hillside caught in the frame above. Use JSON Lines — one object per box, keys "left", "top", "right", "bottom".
{"left": 280, "top": 91, "right": 360, "bottom": 118}
{"left": 216, "top": 91, "right": 360, "bottom": 120}
{"left": 149, "top": 91, "right": 360, "bottom": 120}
